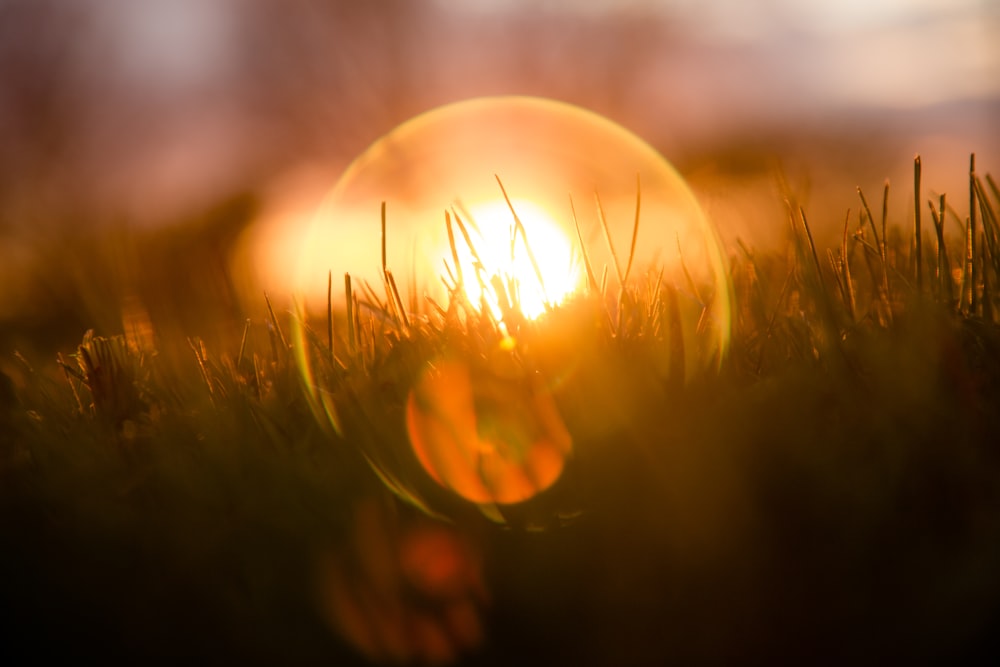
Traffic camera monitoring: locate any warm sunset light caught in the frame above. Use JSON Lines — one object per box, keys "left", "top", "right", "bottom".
{"left": 406, "top": 358, "right": 572, "bottom": 506}
{"left": 7, "top": 2, "right": 1000, "bottom": 661}
{"left": 290, "top": 96, "right": 732, "bottom": 510}
{"left": 289, "top": 97, "right": 731, "bottom": 355}
{"left": 449, "top": 198, "right": 581, "bottom": 320}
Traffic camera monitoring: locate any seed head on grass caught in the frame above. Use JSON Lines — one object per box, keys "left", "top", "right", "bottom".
{"left": 58, "top": 330, "right": 154, "bottom": 440}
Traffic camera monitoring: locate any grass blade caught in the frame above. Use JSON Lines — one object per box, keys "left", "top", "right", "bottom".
{"left": 595, "top": 192, "right": 625, "bottom": 287}
{"left": 914, "top": 155, "right": 923, "bottom": 290}
{"left": 970, "top": 154, "right": 978, "bottom": 314}
{"left": 344, "top": 273, "right": 355, "bottom": 354}
{"left": 496, "top": 176, "right": 549, "bottom": 306}
{"left": 570, "top": 195, "right": 600, "bottom": 293}
{"left": 622, "top": 173, "right": 641, "bottom": 284}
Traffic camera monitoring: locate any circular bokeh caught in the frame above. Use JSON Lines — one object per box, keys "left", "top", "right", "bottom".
{"left": 291, "top": 96, "right": 731, "bottom": 518}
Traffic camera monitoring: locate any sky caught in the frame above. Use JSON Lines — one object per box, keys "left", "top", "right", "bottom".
{"left": 2, "top": 0, "right": 995, "bottom": 224}
{"left": 0, "top": 0, "right": 998, "bottom": 327}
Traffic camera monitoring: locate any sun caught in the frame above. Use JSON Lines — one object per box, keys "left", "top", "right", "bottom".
{"left": 289, "top": 95, "right": 733, "bottom": 462}
{"left": 449, "top": 198, "right": 580, "bottom": 320}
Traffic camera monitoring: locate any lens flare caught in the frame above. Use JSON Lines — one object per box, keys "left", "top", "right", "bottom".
{"left": 405, "top": 358, "right": 572, "bottom": 505}
{"left": 290, "top": 96, "right": 731, "bottom": 346}
{"left": 290, "top": 96, "right": 732, "bottom": 519}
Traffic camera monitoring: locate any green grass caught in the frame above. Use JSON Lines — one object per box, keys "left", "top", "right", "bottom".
{"left": 2, "top": 156, "right": 1000, "bottom": 664}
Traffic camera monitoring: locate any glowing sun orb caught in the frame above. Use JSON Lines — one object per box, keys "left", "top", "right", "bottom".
{"left": 455, "top": 198, "right": 579, "bottom": 320}
{"left": 291, "top": 96, "right": 729, "bottom": 334}
{"left": 291, "top": 96, "right": 731, "bottom": 514}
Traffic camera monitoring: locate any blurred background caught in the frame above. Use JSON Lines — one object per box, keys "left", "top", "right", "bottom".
{"left": 1, "top": 0, "right": 998, "bottom": 350}
{"left": 3, "top": 3, "right": 1000, "bottom": 664}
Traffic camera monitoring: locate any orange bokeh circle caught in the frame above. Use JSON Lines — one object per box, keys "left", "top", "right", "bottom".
{"left": 290, "top": 96, "right": 731, "bottom": 516}
{"left": 406, "top": 359, "right": 572, "bottom": 506}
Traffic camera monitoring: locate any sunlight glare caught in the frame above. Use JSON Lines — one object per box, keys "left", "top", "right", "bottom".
{"left": 290, "top": 96, "right": 733, "bottom": 507}
{"left": 452, "top": 198, "right": 580, "bottom": 320}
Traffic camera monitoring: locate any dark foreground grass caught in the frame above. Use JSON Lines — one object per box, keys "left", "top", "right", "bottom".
{"left": 2, "top": 157, "right": 1000, "bottom": 664}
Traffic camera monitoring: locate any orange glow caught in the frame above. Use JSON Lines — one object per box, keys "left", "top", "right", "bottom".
{"left": 291, "top": 97, "right": 730, "bottom": 338}
{"left": 291, "top": 96, "right": 731, "bottom": 463}
{"left": 406, "top": 359, "right": 572, "bottom": 505}
{"left": 450, "top": 198, "right": 581, "bottom": 320}
{"left": 315, "top": 498, "right": 487, "bottom": 664}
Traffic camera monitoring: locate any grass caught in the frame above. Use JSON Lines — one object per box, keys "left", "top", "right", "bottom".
{"left": 2, "top": 155, "right": 1000, "bottom": 664}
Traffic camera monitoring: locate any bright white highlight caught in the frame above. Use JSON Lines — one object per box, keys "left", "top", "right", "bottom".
{"left": 452, "top": 199, "right": 580, "bottom": 320}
